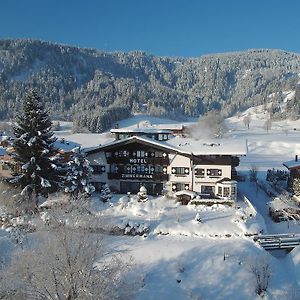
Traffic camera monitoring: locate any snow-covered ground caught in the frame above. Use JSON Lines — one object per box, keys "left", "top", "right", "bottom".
{"left": 3, "top": 110, "right": 300, "bottom": 299}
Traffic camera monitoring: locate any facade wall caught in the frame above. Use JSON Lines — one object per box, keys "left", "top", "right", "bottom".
{"left": 87, "top": 152, "right": 108, "bottom": 190}
{"left": 86, "top": 141, "right": 237, "bottom": 198}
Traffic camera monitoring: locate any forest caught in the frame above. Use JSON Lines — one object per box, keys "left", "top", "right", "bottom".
{"left": 1, "top": 39, "right": 300, "bottom": 132}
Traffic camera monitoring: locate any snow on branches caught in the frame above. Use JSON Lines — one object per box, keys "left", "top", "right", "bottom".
{"left": 64, "top": 147, "right": 95, "bottom": 196}
{"left": 10, "top": 90, "right": 59, "bottom": 201}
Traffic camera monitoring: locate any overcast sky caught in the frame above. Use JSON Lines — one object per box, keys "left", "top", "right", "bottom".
{"left": 1, "top": 0, "right": 299, "bottom": 57}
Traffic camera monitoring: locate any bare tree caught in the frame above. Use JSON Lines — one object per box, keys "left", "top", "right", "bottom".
{"left": 0, "top": 194, "right": 134, "bottom": 300}
{"left": 249, "top": 257, "right": 271, "bottom": 296}
{"left": 249, "top": 165, "right": 258, "bottom": 182}
{"left": 189, "top": 110, "right": 227, "bottom": 139}
{"left": 243, "top": 115, "right": 251, "bottom": 129}
{"left": 263, "top": 118, "right": 272, "bottom": 133}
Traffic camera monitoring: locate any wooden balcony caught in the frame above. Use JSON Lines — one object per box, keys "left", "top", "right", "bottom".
{"left": 108, "top": 172, "right": 169, "bottom": 181}
{"left": 106, "top": 156, "right": 170, "bottom": 165}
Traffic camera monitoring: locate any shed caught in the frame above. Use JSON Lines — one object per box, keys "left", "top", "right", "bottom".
{"left": 174, "top": 190, "right": 197, "bottom": 205}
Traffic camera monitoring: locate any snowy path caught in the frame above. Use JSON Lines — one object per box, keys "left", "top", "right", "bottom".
{"left": 238, "top": 181, "right": 275, "bottom": 234}
{"left": 238, "top": 181, "right": 300, "bottom": 235}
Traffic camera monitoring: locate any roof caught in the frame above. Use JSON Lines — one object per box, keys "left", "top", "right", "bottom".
{"left": 85, "top": 136, "right": 183, "bottom": 155}
{"left": 283, "top": 159, "right": 300, "bottom": 169}
{"left": 174, "top": 190, "right": 197, "bottom": 198}
{"left": 164, "top": 137, "right": 247, "bottom": 156}
{"left": 85, "top": 135, "right": 247, "bottom": 157}
{"left": 111, "top": 128, "right": 172, "bottom": 134}
{"left": 54, "top": 138, "right": 81, "bottom": 152}
{"left": 268, "top": 197, "right": 299, "bottom": 211}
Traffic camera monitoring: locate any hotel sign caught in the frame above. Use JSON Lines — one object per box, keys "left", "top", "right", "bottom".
{"left": 129, "top": 158, "right": 147, "bottom": 164}
{"left": 121, "top": 173, "right": 153, "bottom": 179}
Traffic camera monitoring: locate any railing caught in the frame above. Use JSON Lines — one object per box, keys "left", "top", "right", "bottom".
{"left": 106, "top": 157, "right": 170, "bottom": 165}
{"left": 253, "top": 234, "right": 300, "bottom": 251}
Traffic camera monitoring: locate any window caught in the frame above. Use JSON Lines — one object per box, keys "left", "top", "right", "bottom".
{"left": 155, "top": 165, "right": 163, "bottom": 173}
{"left": 231, "top": 186, "right": 236, "bottom": 195}
{"left": 201, "top": 185, "right": 214, "bottom": 194}
{"left": 137, "top": 151, "right": 145, "bottom": 158}
{"left": 115, "top": 150, "right": 128, "bottom": 157}
{"left": 224, "top": 187, "right": 230, "bottom": 197}
{"left": 172, "top": 183, "right": 189, "bottom": 191}
{"left": 155, "top": 151, "right": 163, "bottom": 158}
{"left": 91, "top": 165, "right": 106, "bottom": 174}
{"left": 218, "top": 186, "right": 222, "bottom": 195}
{"left": 172, "top": 167, "right": 190, "bottom": 175}
{"left": 195, "top": 168, "right": 205, "bottom": 177}
{"left": 207, "top": 169, "right": 222, "bottom": 177}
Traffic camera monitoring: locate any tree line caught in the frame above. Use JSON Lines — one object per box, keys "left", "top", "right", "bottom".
{"left": 1, "top": 39, "right": 300, "bottom": 132}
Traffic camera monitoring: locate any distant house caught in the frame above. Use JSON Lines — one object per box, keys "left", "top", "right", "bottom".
{"left": 283, "top": 155, "right": 300, "bottom": 196}
{"left": 110, "top": 122, "right": 184, "bottom": 140}
{"left": 0, "top": 147, "right": 12, "bottom": 178}
{"left": 53, "top": 138, "right": 81, "bottom": 160}
{"left": 0, "top": 135, "right": 12, "bottom": 148}
{"left": 85, "top": 128, "right": 247, "bottom": 199}
{"left": 0, "top": 138, "right": 80, "bottom": 179}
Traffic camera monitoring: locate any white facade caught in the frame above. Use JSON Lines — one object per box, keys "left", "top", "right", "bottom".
{"left": 85, "top": 136, "right": 246, "bottom": 200}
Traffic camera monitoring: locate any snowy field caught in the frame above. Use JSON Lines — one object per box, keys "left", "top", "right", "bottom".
{"left": 2, "top": 110, "right": 300, "bottom": 299}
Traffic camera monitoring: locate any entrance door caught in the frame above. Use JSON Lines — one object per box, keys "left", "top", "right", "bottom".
{"left": 120, "top": 181, "right": 140, "bottom": 194}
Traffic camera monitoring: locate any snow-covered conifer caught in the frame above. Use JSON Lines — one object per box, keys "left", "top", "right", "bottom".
{"left": 11, "top": 90, "right": 59, "bottom": 201}
{"left": 137, "top": 185, "right": 148, "bottom": 202}
{"left": 100, "top": 183, "right": 112, "bottom": 202}
{"left": 64, "top": 147, "right": 95, "bottom": 196}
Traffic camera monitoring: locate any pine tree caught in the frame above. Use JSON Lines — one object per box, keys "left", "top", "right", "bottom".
{"left": 100, "top": 184, "right": 112, "bottom": 202}
{"left": 11, "top": 90, "right": 59, "bottom": 202}
{"left": 64, "top": 147, "right": 95, "bottom": 196}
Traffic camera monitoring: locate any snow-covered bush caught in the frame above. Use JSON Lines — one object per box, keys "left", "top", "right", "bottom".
{"left": 118, "top": 220, "right": 150, "bottom": 236}
{"left": 0, "top": 181, "right": 38, "bottom": 216}
{"left": 137, "top": 186, "right": 148, "bottom": 202}
{"left": 248, "top": 257, "right": 271, "bottom": 296}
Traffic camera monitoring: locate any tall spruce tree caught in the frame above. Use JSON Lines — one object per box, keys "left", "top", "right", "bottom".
{"left": 11, "top": 90, "right": 59, "bottom": 201}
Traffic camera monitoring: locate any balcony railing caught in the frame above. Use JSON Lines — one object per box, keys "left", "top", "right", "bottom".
{"left": 106, "top": 157, "right": 170, "bottom": 165}
{"left": 108, "top": 172, "right": 169, "bottom": 181}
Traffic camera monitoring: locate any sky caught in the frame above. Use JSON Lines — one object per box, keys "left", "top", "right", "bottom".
{"left": 0, "top": 0, "right": 300, "bottom": 57}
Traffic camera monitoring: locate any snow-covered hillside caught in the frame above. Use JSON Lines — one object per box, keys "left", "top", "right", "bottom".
{"left": 2, "top": 111, "right": 300, "bottom": 299}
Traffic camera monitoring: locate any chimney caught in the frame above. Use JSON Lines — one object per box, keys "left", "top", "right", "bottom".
{"left": 296, "top": 155, "right": 298, "bottom": 162}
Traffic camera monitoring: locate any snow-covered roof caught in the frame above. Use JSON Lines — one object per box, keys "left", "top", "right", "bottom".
{"left": 155, "top": 124, "right": 183, "bottom": 130}
{"left": 54, "top": 138, "right": 80, "bottom": 152}
{"left": 85, "top": 136, "right": 247, "bottom": 156}
{"left": 216, "top": 179, "right": 237, "bottom": 185}
{"left": 164, "top": 137, "right": 247, "bottom": 156}
{"left": 111, "top": 120, "right": 183, "bottom": 135}
{"left": 283, "top": 159, "right": 300, "bottom": 169}
{"left": 268, "top": 197, "right": 299, "bottom": 211}
{"left": 174, "top": 190, "right": 197, "bottom": 198}
{"left": 85, "top": 136, "right": 183, "bottom": 154}
{"left": 111, "top": 128, "right": 172, "bottom": 134}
